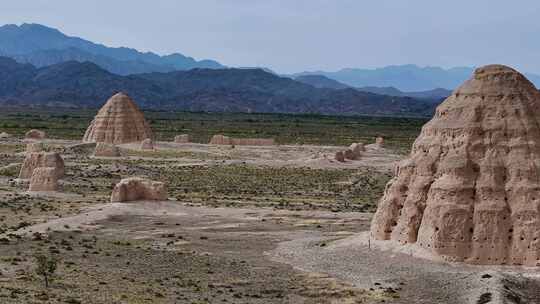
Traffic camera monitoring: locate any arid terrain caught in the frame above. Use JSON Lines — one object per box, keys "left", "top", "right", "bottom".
{"left": 0, "top": 111, "right": 539, "bottom": 304}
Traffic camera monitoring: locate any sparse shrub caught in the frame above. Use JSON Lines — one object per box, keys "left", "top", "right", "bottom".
{"left": 34, "top": 253, "right": 59, "bottom": 288}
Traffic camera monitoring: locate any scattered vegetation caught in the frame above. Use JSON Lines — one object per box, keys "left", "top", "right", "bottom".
{"left": 164, "top": 165, "right": 390, "bottom": 212}
{"left": 34, "top": 253, "right": 59, "bottom": 288}
{"left": 0, "top": 108, "right": 425, "bottom": 151}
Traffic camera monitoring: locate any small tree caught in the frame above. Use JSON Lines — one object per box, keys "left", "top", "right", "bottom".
{"left": 34, "top": 253, "right": 58, "bottom": 288}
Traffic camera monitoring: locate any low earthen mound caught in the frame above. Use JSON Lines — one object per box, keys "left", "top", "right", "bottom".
{"left": 140, "top": 138, "right": 154, "bottom": 150}
{"left": 344, "top": 143, "right": 364, "bottom": 160}
{"left": 209, "top": 135, "right": 275, "bottom": 146}
{"left": 350, "top": 142, "right": 365, "bottom": 153}
{"left": 19, "top": 152, "right": 65, "bottom": 180}
{"left": 25, "top": 129, "right": 46, "bottom": 140}
{"left": 371, "top": 65, "right": 540, "bottom": 266}
{"left": 375, "top": 137, "right": 384, "bottom": 147}
{"left": 174, "top": 134, "right": 190, "bottom": 143}
{"left": 94, "top": 143, "right": 121, "bottom": 157}
{"left": 334, "top": 151, "right": 345, "bottom": 162}
{"left": 0, "top": 132, "right": 10, "bottom": 139}
{"left": 209, "top": 135, "right": 232, "bottom": 145}
{"left": 29, "top": 167, "right": 59, "bottom": 192}
{"left": 111, "top": 177, "right": 168, "bottom": 202}
{"left": 82, "top": 92, "right": 153, "bottom": 144}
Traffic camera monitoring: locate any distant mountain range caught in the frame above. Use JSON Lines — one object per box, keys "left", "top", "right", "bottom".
{"left": 9, "top": 22, "right": 540, "bottom": 117}
{"left": 0, "top": 56, "right": 436, "bottom": 116}
{"left": 0, "top": 23, "right": 224, "bottom": 75}
{"left": 2, "top": 23, "right": 538, "bottom": 94}
{"left": 294, "top": 74, "right": 451, "bottom": 101}
{"left": 293, "top": 65, "right": 540, "bottom": 92}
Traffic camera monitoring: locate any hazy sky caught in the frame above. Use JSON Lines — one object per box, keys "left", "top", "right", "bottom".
{"left": 2, "top": 0, "right": 540, "bottom": 73}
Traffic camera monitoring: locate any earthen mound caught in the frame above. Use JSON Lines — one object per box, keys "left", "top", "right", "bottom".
{"left": 0, "top": 132, "right": 10, "bottom": 139}
{"left": 82, "top": 92, "right": 153, "bottom": 144}
{"left": 351, "top": 142, "right": 365, "bottom": 152}
{"left": 94, "top": 143, "right": 121, "bottom": 157}
{"left": 371, "top": 65, "right": 540, "bottom": 266}
{"left": 345, "top": 143, "right": 364, "bottom": 160}
{"left": 29, "top": 167, "right": 59, "bottom": 192}
{"left": 209, "top": 135, "right": 232, "bottom": 145}
{"left": 140, "top": 138, "right": 154, "bottom": 150}
{"left": 334, "top": 151, "right": 345, "bottom": 162}
{"left": 111, "top": 177, "right": 168, "bottom": 202}
{"left": 19, "top": 152, "right": 65, "bottom": 180}
{"left": 209, "top": 135, "right": 275, "bottom": 146}
{"left": 25, "top": 129, "right": 46, "bottom": 140}
{"left": 174, "top": 134, "right": 190, "bottom": 143}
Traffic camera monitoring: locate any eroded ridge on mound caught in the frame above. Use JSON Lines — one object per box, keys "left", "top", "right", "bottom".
{"left": 371, "top": 65, "right": 540, "bottom": 266}
{"left": 82, "top": 92, "right": 153, "bottom": 144}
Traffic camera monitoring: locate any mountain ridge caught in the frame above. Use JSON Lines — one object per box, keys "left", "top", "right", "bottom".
{"left": 0, "top": 23, "right": 224, "bottom": 75}
{"left": 0, "top": 56, "right": 437, "bottom": 117}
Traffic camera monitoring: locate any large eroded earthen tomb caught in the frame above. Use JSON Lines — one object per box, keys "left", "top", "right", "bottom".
{"left": 371, "top": 65, "right": 540, "bottom": 266}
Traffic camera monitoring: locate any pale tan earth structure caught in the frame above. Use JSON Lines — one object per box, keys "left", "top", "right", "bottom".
{"left": 351, "top": 142, "right": 365, "bottom": 152}
{"left": 25, "top": 129, "right": 46, "bottom": 140}
{"left": 82, "top": 92, "right": 153, "bottom": 144}
{"left": 334, "top": 151, "right": 345, "bottom": 162}
{"left": 19, "top": 152, "right": 65, "bottom": 180}
{"left": 26, "top": 142, "right": 44, "bottom": 153}
{"left": 344, "top": 143, "right": 364, "bottom": 160}
{"left": 375, "top": 137, "right": 384, "bottom": 147}
{"left": 371, "top": 65, "right": 540, "bottom": 266}
{"left": 174, "top": 134, "right": 190, "bottom": 143}
{"left": 0, "top": 132, "right": 10, "bottom": 139}
{"left": 94, "top": 142, "right": 121, "bottom": 157}
{"left": 344, "top": 149, "right": 357, "bottom": 160}
{"left": 29, "top": 167, "right": 59, "bottom": 192}
{"left": 110, "top": 177, "right": 168, "bottom": 202}
{"left": 209, "top": 135, "right": 233, "bottom": 145}
{"left": 209, "top": 134, "right": 275, "bottom": 146}
{"left": 140, "top": 138, "right": 154, "bottom": 150}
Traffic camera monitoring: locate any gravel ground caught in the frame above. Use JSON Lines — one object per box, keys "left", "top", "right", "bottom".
{"left": 269, "top": 232, "right": 540, "bottom": 304}
{"left": 0, "top": 201, "right": 389, "bottom": 303}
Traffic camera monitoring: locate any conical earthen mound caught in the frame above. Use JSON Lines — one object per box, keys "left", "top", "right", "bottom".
{"left": 83, "top": 93, "right": 153, "bottom": 144}
{"left": 371, "top": 65, "right": 540, "bottom": 266}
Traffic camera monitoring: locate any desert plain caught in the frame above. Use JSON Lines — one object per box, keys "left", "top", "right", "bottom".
{"left": 0, "top": 104, "right": 538, "bottom": 304}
